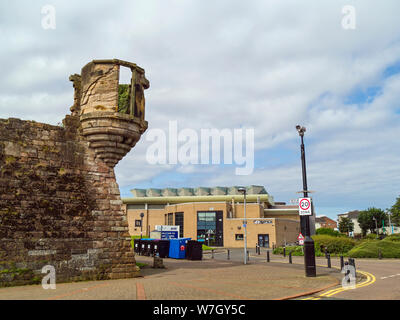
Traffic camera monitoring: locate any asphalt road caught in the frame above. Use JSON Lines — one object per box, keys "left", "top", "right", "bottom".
{"left": 205, "top": 247, "right": 400, "bottom": 300}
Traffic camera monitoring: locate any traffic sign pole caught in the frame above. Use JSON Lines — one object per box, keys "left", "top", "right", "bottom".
{"left": 297, "top": 126, "right": 316, "bottom": 277}
{"left": 244, "top": 191, "right": 247, "bottom": 265}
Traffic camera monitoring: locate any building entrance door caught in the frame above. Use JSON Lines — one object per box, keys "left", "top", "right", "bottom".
{"left": 197, "top": 211, "right": 223, "bottom": 247}
{"left": 258, "top": 234, "right": 269, "bottom": 248}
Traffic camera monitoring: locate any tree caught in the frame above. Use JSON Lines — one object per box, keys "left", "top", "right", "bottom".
{"left": 389, "top": 196, "right": 400, "bottom": 225}
{"left": 338, "top": 217, "right": 354, "bottom": 235}
{"left": 357, "top": 207, "right": 388, "bottom": 236}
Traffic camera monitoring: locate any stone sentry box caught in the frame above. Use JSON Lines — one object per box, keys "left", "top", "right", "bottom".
{"left": 0, "top": 59, "right": 149, "bottom": 286}
{"left": 79, "top": 59, "right": 149, "bottom": 168}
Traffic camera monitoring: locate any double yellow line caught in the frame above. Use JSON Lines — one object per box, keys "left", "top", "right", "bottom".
{"left": 266, "top": 256, "right": 376, "bottom": 300}
{"left": 302, "top": 269, "right": 376, "bottom": 300}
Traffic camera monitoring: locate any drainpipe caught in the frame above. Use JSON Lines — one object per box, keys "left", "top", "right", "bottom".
{"left": 145, "top": 203, "right": 149, "bottom": 237}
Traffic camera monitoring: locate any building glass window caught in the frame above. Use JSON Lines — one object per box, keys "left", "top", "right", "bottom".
{"left": 197, "top": 211, "right": 217, "bottom": 245}
{"left": 235, "top": 234, "right": 244, "bottom": 241}
{"left": 167, "top": 213, "right": 173, "bottom": 225}
{"left": 175, "top": 212, "right": 184, "bottom": 238}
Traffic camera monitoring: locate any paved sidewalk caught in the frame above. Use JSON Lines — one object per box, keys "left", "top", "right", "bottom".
{"left": 0, "top": 255, "right": 341, "bottom": 300}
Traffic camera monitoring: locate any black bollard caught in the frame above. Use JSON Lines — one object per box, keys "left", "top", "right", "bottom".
{"left": 327, "top": 253, "right": 331, "bottom": 268}
{"left": 378, "top": 249, "right": 382, "bottom": 260}
{"left": 258, "top": 245, "right": 261, "bottom": 255}
{"left": 289, "top": 251, "right": 292, "bottom": 264}
{"left": 212, "top": 249, "right": 214, "bottom": 259}
{"left": 227, "top": 249, "right": 230, "bottom": 260}
{"left": 247, "top": 250, "right": 250, "bottom": 261}
{"left": 267, "top": 250, "right": 270, "bottom": 262}
{"left": 340, "top": 256, "right": 344, "bottom": 270}
{"left": 283, "top": 247, "right": 286, "bottom": 257}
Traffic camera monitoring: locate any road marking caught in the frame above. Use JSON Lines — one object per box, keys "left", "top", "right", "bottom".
{"left": 269, "top": 259, "right": 378, "bottom": 300}
{"left": 255, "top": 256, "right": 377, "bottom": 299}
{"left": 317, "top": 270, "right": 376, "bottom": 298}
{"left": 380, "top": 274, "right": 400, "bottom": 280}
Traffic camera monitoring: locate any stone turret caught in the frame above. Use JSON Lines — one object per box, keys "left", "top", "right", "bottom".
{"left": 0, "top": 59, "right": 150, "bottom": 286}
{"left": 78, "top": 59, "right": 149, "bottom": 167}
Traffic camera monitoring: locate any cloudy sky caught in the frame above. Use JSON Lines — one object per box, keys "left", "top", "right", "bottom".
{"left": 1, "top": 0, "right": 400, "bottom": 220}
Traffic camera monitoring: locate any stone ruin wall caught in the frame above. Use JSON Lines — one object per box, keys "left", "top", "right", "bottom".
{"left": 0, "top": 59, "right": 149, "bottom": 286}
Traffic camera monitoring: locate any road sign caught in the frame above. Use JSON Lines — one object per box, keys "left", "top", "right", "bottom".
{"left": 298, "top": 233, "right": 304, "bottom": 245}
{"left": 298, "top": 198, "right": 312, "bottom": 216}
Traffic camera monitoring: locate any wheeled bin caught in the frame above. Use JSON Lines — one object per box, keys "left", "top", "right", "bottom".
{"left": 168, "top": 238, "right": 191, "bottom": 259}
{"left": 141, "top": 239, "right": 155, "bottom": 256}
{"left": 156, "top": 240, "right": 170, "bottom": 258}
{"left": 133, "top": 238, "right": 141, "bottom": 255}
{"left": 186, "top": 240, "right": 203, "bottom": 260}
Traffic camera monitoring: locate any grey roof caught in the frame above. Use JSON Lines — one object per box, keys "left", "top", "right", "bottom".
{"left": 130, "top": 185, "right": 269, "bottom": 198}
{"left": 338, "top": 210, "right": 360, "bottom": 219}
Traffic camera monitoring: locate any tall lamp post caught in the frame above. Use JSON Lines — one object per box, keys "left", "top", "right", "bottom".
{"left": 296, "top": 125, "right": 316, "bottom": 277}
{"left": 238, "top": 187, "right": 248, "bottom": 265}
{"left": 140, "top": 212, "right": 144, "bottom": 239}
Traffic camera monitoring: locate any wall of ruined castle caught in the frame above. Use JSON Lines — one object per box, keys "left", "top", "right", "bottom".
{"left": 0, "top": 114, "right": 139, "bottom": 287}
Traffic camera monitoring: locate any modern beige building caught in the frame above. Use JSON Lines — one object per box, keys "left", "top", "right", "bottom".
{"left": 122, "top": 186, "right": 301, "bottom": 248}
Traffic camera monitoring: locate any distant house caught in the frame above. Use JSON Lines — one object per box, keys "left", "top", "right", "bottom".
{"left": 337, "top": 210, "right": 400, "bottom": 236}
{"left": 337, "top": 210, "right": 361, "bottom": 235}
{"left": 315, "top": 216, "right": 338, "bottom": 230}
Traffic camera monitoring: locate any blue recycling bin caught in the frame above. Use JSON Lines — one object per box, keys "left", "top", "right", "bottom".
{"left": 168, "top": 238, "right": 191, "bottom": 259}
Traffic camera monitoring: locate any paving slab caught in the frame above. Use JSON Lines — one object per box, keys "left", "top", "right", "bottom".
{"left": 0, "top": 254, "right": 341, "bottom": 300}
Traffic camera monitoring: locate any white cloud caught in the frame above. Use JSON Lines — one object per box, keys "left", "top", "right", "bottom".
{"left": 1, "top": 0, "right": 400, "bottom": 218}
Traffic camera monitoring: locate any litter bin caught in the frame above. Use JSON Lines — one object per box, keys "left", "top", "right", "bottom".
{"left": 157, "top": 240, "right": 170, "bottom": 258}
{"left": 186, "top": 240, "right": 203, "bottom": 260}
{"left": 169, "top": 238, "right": 191, "bottom": 259}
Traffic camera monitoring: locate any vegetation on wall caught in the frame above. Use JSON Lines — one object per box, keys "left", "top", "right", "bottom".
{"left": 118, "top": 84, "right": 130, "bottom": 113}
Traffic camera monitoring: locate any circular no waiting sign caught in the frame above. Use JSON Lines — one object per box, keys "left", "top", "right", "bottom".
{"left": 299, "top": 198, "right": 311, "bottom": 210}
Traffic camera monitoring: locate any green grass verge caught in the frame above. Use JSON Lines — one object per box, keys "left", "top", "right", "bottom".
{"left": 202, "top": 244, "right": 215, "bottom": 251}
{"left": 136, "top": 262, "right": 148, "bottom": 268}
{"left": 348, "top": 240, "right": 400, "bottom": 258}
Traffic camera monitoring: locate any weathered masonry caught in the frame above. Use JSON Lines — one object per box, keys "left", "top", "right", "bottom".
{"left": 0, "top": 59, "right": 149, "bottom": 286}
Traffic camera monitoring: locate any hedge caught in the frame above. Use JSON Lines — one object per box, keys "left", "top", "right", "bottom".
{"left": 273, "top": 235, "right": 356, "bottom": 256}
{"left": 315, "top": 228, "right": 342, "bottom": 237}
{"left": 311, "top": 235, "right": 356, "bottom": 254}
{"left": 348, "top": 240, "right": 400, "bottom": 258}
{"left": 273, "top": 245, "right": 325, "bottom": 257}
